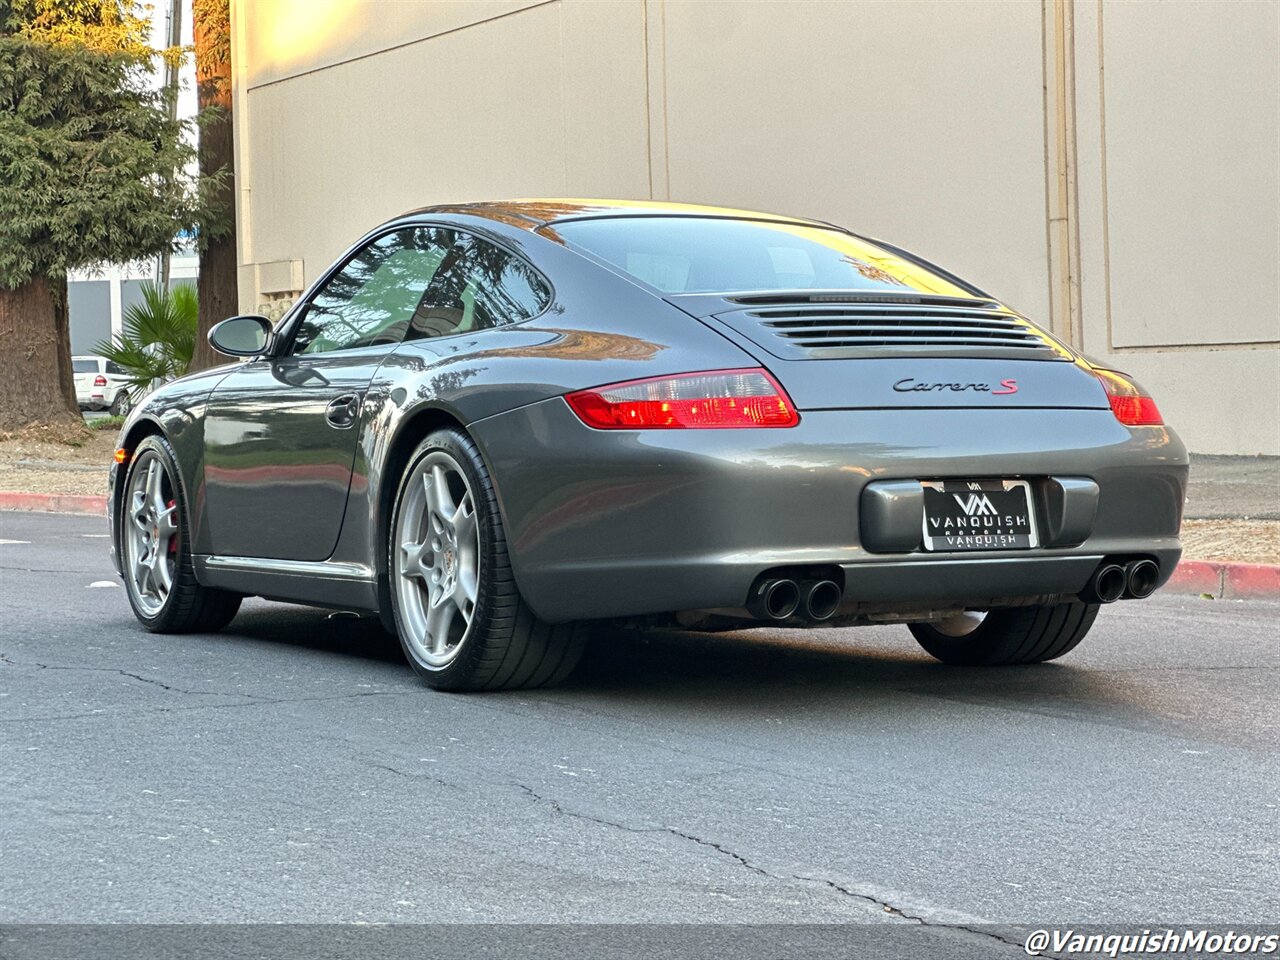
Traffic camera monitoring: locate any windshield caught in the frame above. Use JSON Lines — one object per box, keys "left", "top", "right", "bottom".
{"left": 553, "top": 217, "right": 970, "bottom": 296}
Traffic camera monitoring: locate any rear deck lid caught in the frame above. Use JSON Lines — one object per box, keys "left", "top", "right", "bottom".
{"left": 668, "top": 291, "right": 1109, "bottom": 411}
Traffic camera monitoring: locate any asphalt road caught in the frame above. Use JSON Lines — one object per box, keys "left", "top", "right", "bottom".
{"left": 2, "top": 513, "right": 1277, "bottom": 941}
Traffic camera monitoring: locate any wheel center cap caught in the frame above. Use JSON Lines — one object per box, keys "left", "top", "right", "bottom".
{"left": 443, "top": 550, "right": 456, "bottom": 576}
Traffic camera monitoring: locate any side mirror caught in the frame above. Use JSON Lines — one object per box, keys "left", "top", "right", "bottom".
{"left": 209, "top": 315, "right": 273, "bottom": 358}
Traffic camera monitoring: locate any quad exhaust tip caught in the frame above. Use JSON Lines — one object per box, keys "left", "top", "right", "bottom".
{"left": 748, "top": 577, "right": 843, "bottom": 621}
{"left": 1125, "top": 559, "right": 1160, "bottom": 599}
{"left": 751, "top": 578, "right": 801, "bottom": 620}
{"left": 803, "top": 580, "right": 842, "bottom": 621}
{"left": 1082, "top": 559, "right": 1160, "bottom": 603}
{"left": 1087, "top": 564, "right": 1127, "bottom": 604}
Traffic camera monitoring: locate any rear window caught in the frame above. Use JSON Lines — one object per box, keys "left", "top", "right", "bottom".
{"left": 73, "top": 359, "right": 98, "bottom": 373}
{"left": 553, "top": 216, "right": 968, "bottom": 296}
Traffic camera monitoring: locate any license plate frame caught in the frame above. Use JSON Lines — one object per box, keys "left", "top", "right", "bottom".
{"left": 920, "top": 479, "right": 1039, "bottom": 552}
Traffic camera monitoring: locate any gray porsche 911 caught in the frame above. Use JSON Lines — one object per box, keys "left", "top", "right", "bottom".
{"left": 107, "top": 199, "right": 1186, "bottom": 690}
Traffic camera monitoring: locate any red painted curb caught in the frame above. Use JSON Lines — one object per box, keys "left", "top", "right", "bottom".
{"left": 1165, "top": 560, "right": 1280, "bottom": 600}
{"left": 0, "top": 492, "right": 107, "bottom": 516}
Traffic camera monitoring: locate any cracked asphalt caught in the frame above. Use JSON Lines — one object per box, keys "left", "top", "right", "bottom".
{"left": 2, "top": 512, "right": 1278, "bottom": 942}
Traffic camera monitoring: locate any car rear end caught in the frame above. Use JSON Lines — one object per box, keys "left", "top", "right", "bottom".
{"left": 72, "top": 357, "right": 107, "bottom": 409}
{"left": 475, "top": 214, "right": 1186, "bottom": 626}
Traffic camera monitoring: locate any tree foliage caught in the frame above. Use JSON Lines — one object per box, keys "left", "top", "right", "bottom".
{"left": 0, "top": 0, "right": 212, "bottom": 290}
{"left": 93, "top": 280, "right": 197, "bottom": 393}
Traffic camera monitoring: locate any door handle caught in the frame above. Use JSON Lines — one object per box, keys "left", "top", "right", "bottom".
{"left": 324, "top": 394, "right": 361, "bottom": 429}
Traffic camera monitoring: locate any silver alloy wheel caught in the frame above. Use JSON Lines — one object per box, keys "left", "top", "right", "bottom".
{"left": 394, "top": 450, "right": 480, "bottom": 668}
{"left": 931, "top": 610, "right": 988, "bottom": 637}
{"left": 124, "top": 455, "right": 179, "bottom": 617}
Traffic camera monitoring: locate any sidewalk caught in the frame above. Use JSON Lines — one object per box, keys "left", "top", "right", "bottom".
{"left": 1180, "top": 454, "right": 1280, "bottom": 565}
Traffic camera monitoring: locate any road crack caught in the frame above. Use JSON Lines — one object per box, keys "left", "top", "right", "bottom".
{"left": 0, "top": 687, "right": 410, "bottom": 724}
{"left": 1, "top": 654, "right": 278, "bottom": 699}
{"left": 513, "top": 781, "right": 1028, "bottom": 950}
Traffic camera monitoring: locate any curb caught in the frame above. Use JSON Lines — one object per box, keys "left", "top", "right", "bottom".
{"left": 0, "top": 492, "right": 107, "bottom": 516}
{"left": 1, "top": 491, "right": 1276, "bottom": 599}
{"left": 1165, "top": 560, "right": 1280, "bottom": 600}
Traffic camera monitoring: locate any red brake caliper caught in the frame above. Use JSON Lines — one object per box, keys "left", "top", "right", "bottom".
{"left": 167, "top": 499, "right": 179, "bottom": 554}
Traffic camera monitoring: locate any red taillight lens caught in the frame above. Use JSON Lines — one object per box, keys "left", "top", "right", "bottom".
{"left": 1095, "top": 369, "right": 1163, "bottom": 426}
{"left": 93, "top": 374, "right": 108, "bottom": 386}
{"left": 565, "top": 368, "right": 800, "bottom": 429}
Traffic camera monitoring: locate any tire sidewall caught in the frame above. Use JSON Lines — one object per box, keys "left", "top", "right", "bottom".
{"left": 119, "top": 436, "right": 192, "bottom": 631}
{"left": 388, "top": 429, "right": 500, "bottom": 686}
{"left": 910, "top": 602, "right": 1099, "bottom": 666}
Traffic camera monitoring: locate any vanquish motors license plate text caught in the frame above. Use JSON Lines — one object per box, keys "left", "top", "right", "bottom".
{"left": 921, "top": 479, "right": 1038, "bottom": 552}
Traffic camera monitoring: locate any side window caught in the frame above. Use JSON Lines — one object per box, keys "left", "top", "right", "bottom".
{"left": 105, "top": 361, "right": 126, "bottom": 375}
{"left": 405, "top": 233, "right": 549, "bottom": 342}
{"left": 293, "top": 227, "right": 455, "bottom": 355}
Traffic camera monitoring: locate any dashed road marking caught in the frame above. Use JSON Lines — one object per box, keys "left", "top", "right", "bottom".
{"left": 0, "top": 539, "right": 31, "bottom": 545}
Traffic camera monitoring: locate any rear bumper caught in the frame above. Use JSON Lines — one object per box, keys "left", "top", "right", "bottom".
{"left": 470, "top": 400, "right": 1188, "bottom": 622}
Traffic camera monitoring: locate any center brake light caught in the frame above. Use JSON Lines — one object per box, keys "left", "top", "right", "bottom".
{"left": 565, "top": 368, "right": 799, "bottom": 429}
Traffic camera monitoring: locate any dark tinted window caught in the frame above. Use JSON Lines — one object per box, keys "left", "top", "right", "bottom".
{"left": 555, "top": 217, "right": 968, "bottom": 296}
{"left": 73, "top": 359, "right": 98, "bottom": 373}
{"left": 105, "top": 361, "right": 126, "bottom": 375}
{"left": 405, "top": 233, "right": 549, "bottom": 342}
{"left": 294, "top": 227, "right": 454, "bottom": 355}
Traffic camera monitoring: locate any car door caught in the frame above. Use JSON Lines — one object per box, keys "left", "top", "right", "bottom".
{"left": 202, "top": 226, "right": 455, "bottom": 561}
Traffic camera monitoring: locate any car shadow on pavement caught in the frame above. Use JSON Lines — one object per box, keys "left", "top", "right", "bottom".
{"left": 223, "top": 602, "right": 404, "bottom": 665}
{"left": 566, "top": 623, "right": 1162, "bottom": 728}
{"left": 210, "top": 604, "right": 1252, "bottom": 748}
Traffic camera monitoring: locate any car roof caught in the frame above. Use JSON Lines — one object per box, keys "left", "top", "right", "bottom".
{"left": 400, "top": 198, "right": 830, "bottom": 231}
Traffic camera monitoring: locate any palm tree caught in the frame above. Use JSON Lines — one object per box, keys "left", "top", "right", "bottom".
{"left": 93, "top": 282, "right": 198, "bottom": 399}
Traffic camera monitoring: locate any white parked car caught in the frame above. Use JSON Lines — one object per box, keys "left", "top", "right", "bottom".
{"left": 72, "top": 355, "right": 133, "bottom": 415}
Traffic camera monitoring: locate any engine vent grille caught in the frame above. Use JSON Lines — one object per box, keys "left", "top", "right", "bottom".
{"left": 715, "top": 295, "right": 1063, "bottom": 360}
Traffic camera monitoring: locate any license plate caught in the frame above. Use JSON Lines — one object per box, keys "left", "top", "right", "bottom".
{"left": 921, "top": 480, "right": 1038, "bottom": 552}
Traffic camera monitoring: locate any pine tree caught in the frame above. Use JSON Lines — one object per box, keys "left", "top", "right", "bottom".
{"left": 0, "top": 0, "right": 208, "bottom": 433}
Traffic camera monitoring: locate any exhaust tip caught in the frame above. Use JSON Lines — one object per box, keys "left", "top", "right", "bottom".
{"left": 804, "top": 580, "right": 842, "bottom": 621}
{"left": 1089, "top": 564, "right": 1127, "bottom": 604}
{"left": 1126, "top": 559, "right": 1160, "bottom": 599}
{"left": 760, "top": 579, "right": 800, "bottom": 620}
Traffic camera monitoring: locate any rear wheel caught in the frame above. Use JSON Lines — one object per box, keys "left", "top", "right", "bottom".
{"left": 120, "top": 436, "right": 241, "bottom": 633}
{"left": 909, "top": 602, "right": 1099, "bottom": 665}
{"left": 109, "top": 391, "right": 131, "bottom": 416}
{"left": 388, "top": 428, "right": 585, "bottom": 691}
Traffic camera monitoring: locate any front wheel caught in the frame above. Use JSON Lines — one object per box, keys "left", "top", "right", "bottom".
{"left": 387, "top": 428, "right": 585, "bottom": 691}
{"left": 120, "top": 436, "right": 241, "bottom": 633}
{"left": 909, "top": 602, "right": 1099, "bottom": 665}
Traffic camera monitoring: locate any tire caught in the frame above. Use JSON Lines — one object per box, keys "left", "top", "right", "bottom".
{"left": 908, "top": 602, "right": 1099, "bottom": 666}
{"left": 119, "top": 435, "right": 241, "bottom": 633}
{"left": 110, "top": 391, "right": 132, "bottom": 416}
{"left": 387, "top": 428, "right": 585, "bottom": 691}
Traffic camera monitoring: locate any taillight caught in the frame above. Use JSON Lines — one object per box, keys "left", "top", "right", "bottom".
{"left": 93, "top": 374, "right": 108, "bottom": 386}
{"left": 1095, "top": 369, "right": 1163, "bottom": 426}
{"left": 565, "top": 368, "right": 800, "bottom": 429}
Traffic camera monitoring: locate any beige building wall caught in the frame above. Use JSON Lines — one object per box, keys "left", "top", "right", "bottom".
{"left": 230, "top": 0, "right": 1280, "bottom": 454}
